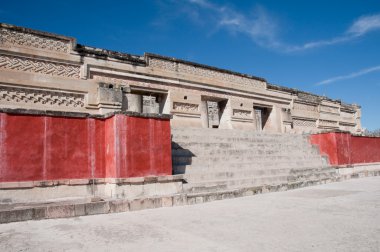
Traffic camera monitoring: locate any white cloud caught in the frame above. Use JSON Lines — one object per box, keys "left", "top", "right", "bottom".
{"left": 187, "top": 0, "right": 280, "bottom": 49}
{"left": 289, "top": 14, "right": 380, "bottom": 51}
{"left": 185, "top": 0, "right": 380, "bottom": 52}
{"left": 348, "top": 14, "right": 380, "bottom": 36}
{"left": 316, "top": 65, "right": 380, "bottom": 85}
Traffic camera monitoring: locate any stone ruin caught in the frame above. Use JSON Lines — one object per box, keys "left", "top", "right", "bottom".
{"left": 0, "top": 23, "right": 361, "bottom": 134}
{"left": 1, "top": 23, "right": 379, "bottom": 223}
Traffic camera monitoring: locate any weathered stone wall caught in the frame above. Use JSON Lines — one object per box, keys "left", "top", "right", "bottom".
{"left": 0, "top": 23, "right": 362, "bottom": 134}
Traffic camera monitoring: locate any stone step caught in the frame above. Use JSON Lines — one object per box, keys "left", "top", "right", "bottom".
{"left": 172, "top": 141, "right": 312, "bottom": 149}
{"left": 173, "top": 160, "right": 327, "bottom": 173}
{"left": 170, "top": 128, "right": 335, "bottom": 194}
{"left": 172, "top": 138, "right": 308, "bottom": 145}
{"left": 183, "top": 170, "right": 337, "bottom": 193}
{"left": 182, "top": 167, "right": 336, "bottom": 182}
{"left": 183, "top": 176, "right": 289, "bottom": 193}
{"left": 171, "top": 148, "right": 320, "bottom": 158}
{"left": 171, "top": 141, "right": 317, "bottom": 149}
{"left": 172, "top": 155, "right": 325, "bottom": 165}
{"left": 171, "top": 135, "right": 308, "bottom": 142}
{"left": 171, "top": 128, "right": 308, "bottom": 139}
{"left": 172, "top": 153, "right": 324, "bottom": 160}
{"left": 171, "top": 138, "right": 309, "bottom": 146}
{"left": 171, "top": 149, "right": 318, "bottom": 157}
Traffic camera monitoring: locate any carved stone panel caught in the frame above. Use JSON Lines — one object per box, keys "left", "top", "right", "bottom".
{"left": 207, "top": 101, "right": 219, "bottom": 128}
{"left": 292, "top": 102, "right": 319, "bottom": 119}
{"left": 149, "top": 58, "right": 266, "bottom": 89}
{"left": 142, "top": 96, "right": 159, "bottom": 114}
{"left": 319, "top": 120, "right": 338, "bottom": 128}
{"left": 293, "top": 102, "right": 318, "bottom": 112}
{"left": 173, "top": 102, "right": 199, "bottom": 114}
{"left": 293, "top": 119, "right": 317, "bottom": 128}
{"left": 233, "top": 109, "right": 252, "bottom": 118}
{"left": 320, "top": 105, "right": 339, "bottom": 114}
{"left": 0, "top": 27, "right": 71, "bottom": 53}
{"left": 0, "top": 55, "right": 80, "bottom": 79}
{"left": 0, "top": 85, "right": 85, "bottom": 109}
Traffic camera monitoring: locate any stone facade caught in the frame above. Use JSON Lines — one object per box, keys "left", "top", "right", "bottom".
{"left": 0, "top": 23, "right": 362, "bottom": 134}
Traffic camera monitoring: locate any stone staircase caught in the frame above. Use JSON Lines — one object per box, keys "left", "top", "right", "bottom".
{"left": 171, "top": 128, "right": 337, "bottom": 194}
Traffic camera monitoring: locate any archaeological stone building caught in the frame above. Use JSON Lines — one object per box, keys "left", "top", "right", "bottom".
{"left": 0, "top": 23, "right": 362, "bottom": 134}
{"left": 2, "top": 24, "right": 380, "bottom": 223}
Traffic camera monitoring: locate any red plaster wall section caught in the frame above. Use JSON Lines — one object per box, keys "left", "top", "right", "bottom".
{"left": 351, "top": 136, "right": 380, "bottom": 164}
{"left": 310, "top": 133, "right": 339, "bottom": 165}
{"left": 310, "top": 132, "right": 380, "bottom": 165}
{"left": 0, "top": 113, "right": 172, "bottom": 182}
{"left": 104, "top": 114, "right": 172, "bottom": 178}
{"left": 334, "top": 133, "right": 352, "bottom": 165}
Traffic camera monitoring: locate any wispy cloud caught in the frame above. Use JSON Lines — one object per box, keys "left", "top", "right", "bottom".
{"left": 316, "top": 65, "right": 380, "bottom": 85}
{"left": 187, "top": 0, "right": 281, "bottom": 49}
{"left": 290, "top": 14, "right": 380, "bottom": 51}
{"left": 183, "top": 0, "right": 380, "bottom": 52}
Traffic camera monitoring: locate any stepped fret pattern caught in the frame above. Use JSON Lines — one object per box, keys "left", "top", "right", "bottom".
{"left": 0, "top": 28, "right": 70, "bottom": 53}
{"left": 0, "top": 86, "right": 85, "bottom": 108}
{"left": 149, "top": 58, "right": 266, "bottom": 89}
{"left": 0, "top": 55, "right": 80, "bottom": 79}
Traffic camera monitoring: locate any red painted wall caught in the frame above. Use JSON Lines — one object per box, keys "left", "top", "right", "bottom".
{"left": 104, "top": 115, "right": 172, "bottom": 178}
{"left": 0, "top": 113, "right": 172, "bottom": 182}
{"left": 351, "top": 136, "right": 380, "bottom": 164}
{"left": 310, "top": 133, "right": 339, "bottom": 165}
{"left": 310, "top": 132, "right": 380, "bottom": 165}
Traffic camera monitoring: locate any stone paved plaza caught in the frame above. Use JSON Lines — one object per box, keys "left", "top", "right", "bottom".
{"left": 0, "top": 177, "right": 379, "bottom": 252}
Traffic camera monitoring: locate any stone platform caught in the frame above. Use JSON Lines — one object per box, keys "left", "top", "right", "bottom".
{"left": 1, "top": 166, "right": 379, "bottom": 224}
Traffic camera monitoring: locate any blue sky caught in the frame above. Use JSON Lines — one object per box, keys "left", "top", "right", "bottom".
{"left": 1, "top": 0, "right": 380, "bottom": 130}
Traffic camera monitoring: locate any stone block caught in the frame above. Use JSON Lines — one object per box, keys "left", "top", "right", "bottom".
{"left": 69, "top": 179, "right": 89, "bottom": 185}
{"left": 125, "top": 177, "right": 144, "bottom": 184}
{"left": 0, "top": 182, "right": 20, "bottom": 189}
{"left": 157, "top": 176, "right": 170, "bottom": 182}
{"left": 0, "top": 209, "right": 34, "bottom": 223}
{"left": 105, "top": 178, "right": 117, "bottom": 184}
{"left": 57, "top": 180, "right": 70, "bottom": 185}
{"left": 172, "top": 194, "right": 187, "bottom": 206}
{"left": 98, "top": 86, "right": 122, "bottom": 105}
{"left": 126, "top": 184, "right": 144, "bottom": 198}
{"left": 46, "top": 205, "right": 75, "bottom": 219}
{"left": 33, "top": 207, "right": 47, "bottom": 220}
{"left": 85, "top": 201, "right": 110, "bottom": 215}
{"left": 129, "top": 197, "right": 161, "bottom": 211}
{"left": 109, "top": 200, "right": 129, "bottom": 213}
{"left": 144, "top": 176, "right": 158, "bottom": 183}
{"left": 195, "top": 196, "right": 204, "bottom": 204}
{"left": 74, "top": 204, "right": 86, "bottom": 216}
{"left": 33, "top": 180, "right": 56, "bottom": 187}
{"left": 143, "top": 183, "right": 156, "bottom": 197}
{"left": 161, "top": 197, "right": 173, "bottom": 207}
{"left": 203, "top": 194, "right": 215, "bottom": 202}
{"left": 187, "top": 196, "right": 197, "bottom": 205}
{"left": 242, "top": 189, "right": 254, "bottom": 197}
{"left": 17, "top": 181, "right": 34, "bottom": 188}
{"left": 155, "top": 181, "right": 182, "bottom": 196}
{"left": 221, "top": 192, "right": 235, "bottom": 200}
